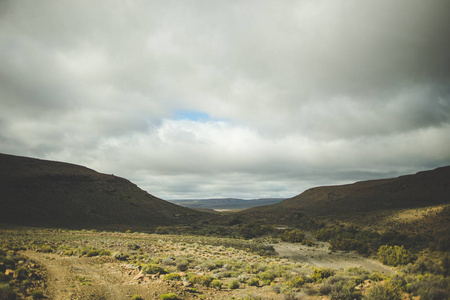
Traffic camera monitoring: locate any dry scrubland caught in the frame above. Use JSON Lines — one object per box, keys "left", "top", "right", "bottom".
{"left": 1, "top": 227, "right": 449, "bottom": 300}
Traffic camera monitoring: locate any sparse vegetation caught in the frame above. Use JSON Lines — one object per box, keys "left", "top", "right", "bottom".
{"left": 378, "top": 245, "right": 414, "bottom": 266}
{"left": 1, "top": 206, "right": 449, "bottom": 300}
{"left": 0, "top": 242, "right": 47, "bottom": 299}
{"left": 281, "top": 229, "right": 305, "bottom": 243}
{"left": 160, "top": 293, "right": 180, "bottom": 300}
{"left": 30, "top": 290, "right": 45, "bottom": 299}
{"left": 228, "top": 279, "right": 240, "bottom": 289}
{"left": 210, "top": 279, "right": 223, "bottom": 290}
{"left": 142, "top": 263, "right": 166, "bottom": 275}
{"left": 311, "top": 267, "right": 335, "bottom": 282}
{"left": 0, "top": 228, "right": 308, "bottom": 298}
{"left": 367, "top": 281, "right": 401, "bottom": 300}
{"left": 163, "top": 273, "right": 181, "bottom": 281}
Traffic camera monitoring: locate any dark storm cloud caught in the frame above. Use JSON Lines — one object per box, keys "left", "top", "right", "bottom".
{"left": 0, "top": 0, "right": 449, "bottom": 199}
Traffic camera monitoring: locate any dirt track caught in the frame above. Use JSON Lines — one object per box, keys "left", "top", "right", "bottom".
{"left": 23, "top": 251, "right": 185, "bottom": 300}
{"left": 273, "top": 242, "right": 393, "bottom": 273}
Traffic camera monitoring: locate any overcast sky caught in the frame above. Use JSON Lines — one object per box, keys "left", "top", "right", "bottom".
{"left": 1, "top": 1, "right": 450, "bottom": 200}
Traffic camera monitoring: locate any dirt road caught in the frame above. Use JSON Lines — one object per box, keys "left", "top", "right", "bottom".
{"left": 22, "top": 251, "right": 235, "bottom": 300}
{"left": 273, "top": 242, "right": 393, "bottom": 273}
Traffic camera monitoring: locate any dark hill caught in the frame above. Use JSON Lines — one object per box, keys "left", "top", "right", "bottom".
{"left": 238, "top": 166, "right": 450, "bottom": 226}
{"left": 0, "top": 153, "right": 209, "bottom": 230}
{"left": 282, "top": 166, "right": 450, "bottom": 216}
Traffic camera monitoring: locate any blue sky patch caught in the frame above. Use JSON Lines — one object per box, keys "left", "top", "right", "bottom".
{"left": 173, "top": 110, "right": 213, "bottom": 122}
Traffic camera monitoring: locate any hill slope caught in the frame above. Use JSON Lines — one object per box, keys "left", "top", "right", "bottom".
{"left": 281, "top": 166, "right": 450, "bottom": 215}
{"left": 0, "top": 153, "right": 209, "bottom": 229}
{"left": 239, "top": 166, "right": 450, "bottom": 230}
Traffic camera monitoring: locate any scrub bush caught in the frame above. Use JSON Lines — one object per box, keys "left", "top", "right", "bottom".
{"left": 367, "top": 282, "right": 401, "bottom": 300}
{"left": 378, "top": 245, "right": 414, "bottom": 266}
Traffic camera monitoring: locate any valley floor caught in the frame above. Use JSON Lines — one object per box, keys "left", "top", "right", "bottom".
{"left": 2, "top": 227, "right": 437, "bottom": 300}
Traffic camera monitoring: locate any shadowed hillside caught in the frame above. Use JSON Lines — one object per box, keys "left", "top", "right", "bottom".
{"left": 0, "top": 153, "right": 210, "bottom": 230}
{"left": 282, "top": 166, "right": 450, "bottom": 215}
{"left": 237, "top": 166, "right": 450, "bottom": 230}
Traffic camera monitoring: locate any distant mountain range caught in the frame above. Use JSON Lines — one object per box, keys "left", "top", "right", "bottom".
{"left": 168, "top": 198, "right": 285, "bottom": 210}
{"left": 0, "top": 153, "right": 208, "bottom": 230}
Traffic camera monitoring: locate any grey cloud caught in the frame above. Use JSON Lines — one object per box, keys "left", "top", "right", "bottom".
{"left": 1, "top": 0, "right": 449, "bottom": 199}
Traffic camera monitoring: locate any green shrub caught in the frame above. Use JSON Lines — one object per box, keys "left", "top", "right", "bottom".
{"left": 14, "top": 266, "right": 28, "bottom": 280}
{"left": 30, "top": 290, "right": 45, "bottom": 299}
{"left": 378, "top": 245, "right": 414, "bottom": 266}
{"left": 281, "top": 230, "right": 305, "bottom": 243}
{"left": 160, "top": 293, "right": 179, "bottom": 299}
{"left": 161, "top": 257, "right": 176, "bottom": 266}
{"left": 0, "top": 283, "right": 16, "bottom": 300}
{"left": 201, "top": 259, "right": 224, "bottom": 271}
{"left": 258, "top": 270, "right": 275, "bottom": 285}
{"left": 176, "top": 260, "right": 189, "bottom": 271}
{"left": 86, "top": 249, "right": 100, "bottom": 257}
{"left": 247, "top": 277, "right": 259, "bottom": 286}
{"left": 62, "top": 250, "right": 73, "bottom": 256}
{"left": 409, "top": 252, "right": 449, "bottom": 275}
{"left": 163, "top": 273, "right": 181, "bottom": 281}
{"left": 142, "top": 264, "right": 166, "bottom": 275}
{"left": 188, "top": 275, "right": 212, "bottom": 286}
{"left": 319, "top": 276, "right": 362, "bottom": 300}
{"left": 258, "top": 271, "right": 275, "bottom": 281}
{"left": 271, "top": 284, "right": 282, "bottom": 294}
{"left": 311, "top": 267, "right": 335, "bottom": 282}
{"left": 112, "top": 252, "right": 129, "bottom": 261}
{"left": 367, "top": 282, "right": 401, "bottom": 300}
{"left": 210, "top": 279, "right": 223, "bottom": 290}
{"left": 228, "top": 280, "right": 240, "bottom": 289}
{"left": 368, "top": 271, "right": 386, "bottom": 282}
{"left": 0, "top": 257, "right": 16, "bottom": 270}
{"left": 330, "top": 287, "right": 361, "bottom": 300}
{"left": 99, "top": 249, "right": 111, "bottom": 256}
{"left": 329, "top": 238, "right": 369, "bottom": 255}
{"left": 76, "top": 276, "right": 91, "bottom": 286}
{"left": 319, "top": 281, "right": 333, "bottom": 295}
{"left": 0, "top": 273, "right": 10, "bottom": 282}
{"left": 301, "top": 239, "right": 315, "bottom": 247}
{"left": 39, "top": 245, "right": 54, "bottom": 253}
{"left": 132, "top": 295, "right": 143, "bottom": 300}
{"left": 291, "top": 276, "right": 304, "bottom": 287}
{"left": 406, "top": 274, "right": 450, "bottom": 300}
